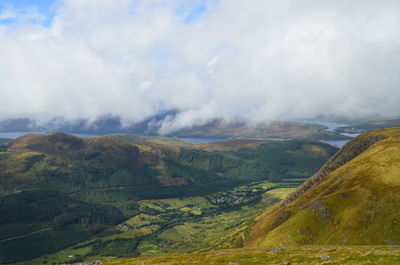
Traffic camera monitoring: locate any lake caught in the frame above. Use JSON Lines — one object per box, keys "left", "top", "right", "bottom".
{"left": 295, "top": 119, "right": 360, "bottom": 148}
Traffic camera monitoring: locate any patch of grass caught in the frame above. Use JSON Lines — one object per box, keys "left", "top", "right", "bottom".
{"left": 125, "top": 214, "right": 163, "bottom": 228}
{"left": 104, "top": 246, "right": 400, "bottom": 265}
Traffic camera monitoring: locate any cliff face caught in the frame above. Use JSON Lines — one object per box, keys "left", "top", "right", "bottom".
{"left": 246, "top": 127, "right": 400, "bottom": 247}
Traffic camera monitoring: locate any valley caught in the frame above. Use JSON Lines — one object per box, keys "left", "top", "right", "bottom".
{"left": 17, "top": 187, "right": 295, "bottom": 265}
{"left": 0, "top": 133, "right": 335, "bottom": 264}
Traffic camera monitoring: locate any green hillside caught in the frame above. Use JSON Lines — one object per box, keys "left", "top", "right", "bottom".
{"left": 246, "top": 127, "right": 400, "bottom": 246}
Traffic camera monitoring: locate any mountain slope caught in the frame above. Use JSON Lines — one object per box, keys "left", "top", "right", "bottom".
{"left": 246, "top": 127, "right": 400, "bottom": 246}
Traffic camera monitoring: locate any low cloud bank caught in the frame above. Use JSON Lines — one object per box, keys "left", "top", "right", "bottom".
{"left": 1, "top": 0, "right": 400, "bottom": 133}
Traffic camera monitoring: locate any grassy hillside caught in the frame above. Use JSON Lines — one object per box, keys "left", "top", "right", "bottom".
{"left": 104, "top": 246, "right": 400, "bottom": 265}
{"left": 0, "top": 133, "right": 336, "bottom": 264}
{"left": 246, "top": 127, "right": 400, "bottom": 246}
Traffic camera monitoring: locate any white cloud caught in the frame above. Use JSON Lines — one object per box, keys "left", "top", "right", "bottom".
{"left": 0, "top": 8, "right": 16, "bottom": 20}
{"left": 1, "top": 0, "right": 400, "bottom": 132}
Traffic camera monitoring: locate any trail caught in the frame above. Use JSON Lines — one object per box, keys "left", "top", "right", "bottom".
{"left": 0, "top": 228, "right": 52, "bottom": 243}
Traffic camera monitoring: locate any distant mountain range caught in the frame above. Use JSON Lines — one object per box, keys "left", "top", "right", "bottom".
{"left": 0, "top": 114, "right": 349, "bottom": 140}
{"left": 0, "top": 112, "right": 177, "bottom": 135}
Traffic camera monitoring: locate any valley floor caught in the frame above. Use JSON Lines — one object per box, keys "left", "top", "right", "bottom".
{"left": 12, "top": 187, "right": 294, "bottom": 265}
{"left": 104, "top": 246, "right": 400, "bottom": 265}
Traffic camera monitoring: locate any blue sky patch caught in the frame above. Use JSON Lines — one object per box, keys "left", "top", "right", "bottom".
{"left": 0, "top": 0, "right": 57, "bottom": 26}
{"left": 184, "top": 1, "right": 206, "bottom": 24}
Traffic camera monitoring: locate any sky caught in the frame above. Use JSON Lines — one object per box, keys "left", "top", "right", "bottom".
{"left": 1, "top": 0, "right": 400, "bottom": 133}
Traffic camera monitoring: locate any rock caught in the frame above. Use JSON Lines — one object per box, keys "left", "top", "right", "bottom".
{"left": 271, "top": 247, "right": 282, "bottom": 253}
{"left": 384, "top": 240, "right": 400, "bottom": 245}
{"left": 320, "top": 255, "right": 330, "bottom": 261}
{"left": 337, "top": 192, "right": 350, "bottom": 199}
{"left": 228, "top": 262, "right": 244, "bottom": 265}
{"left": 278, "top": 261, "right": 290, "bottom": 265}
{"left": 309, "top": 199, "right": 332, "bottom": 221}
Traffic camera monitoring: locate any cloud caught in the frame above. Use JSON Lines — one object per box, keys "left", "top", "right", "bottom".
{"left": 0, "top": 8, "right": 16, "bottom": 20}
{"left": 1, "top": 0, "right": 400, "bottom": 133}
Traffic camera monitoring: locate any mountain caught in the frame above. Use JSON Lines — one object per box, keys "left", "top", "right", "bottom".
{"left": 246, "top": 126, "right": 400, "bottom": 246}
{"left": 0, "top": 133, "right": 336, "bottom": 264}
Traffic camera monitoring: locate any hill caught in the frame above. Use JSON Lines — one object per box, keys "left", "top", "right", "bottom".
{"left": 0, "top": 139, "right": 9, "bottom": 152}
{"left": 168, "top": 120, "right": 347, "bottom": 140}
{"left": 246, "top": 127, "right": 400, "bottom": 246}
{"left": 103, "top": 133, "right": 193, "bottom": 147}
{"left": 335, "top": 118, "right": 400, "bottom": 134}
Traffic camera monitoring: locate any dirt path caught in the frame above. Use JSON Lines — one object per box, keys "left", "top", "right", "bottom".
{"left": 0, "top": 228, "right": 52, "bottom": 243}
